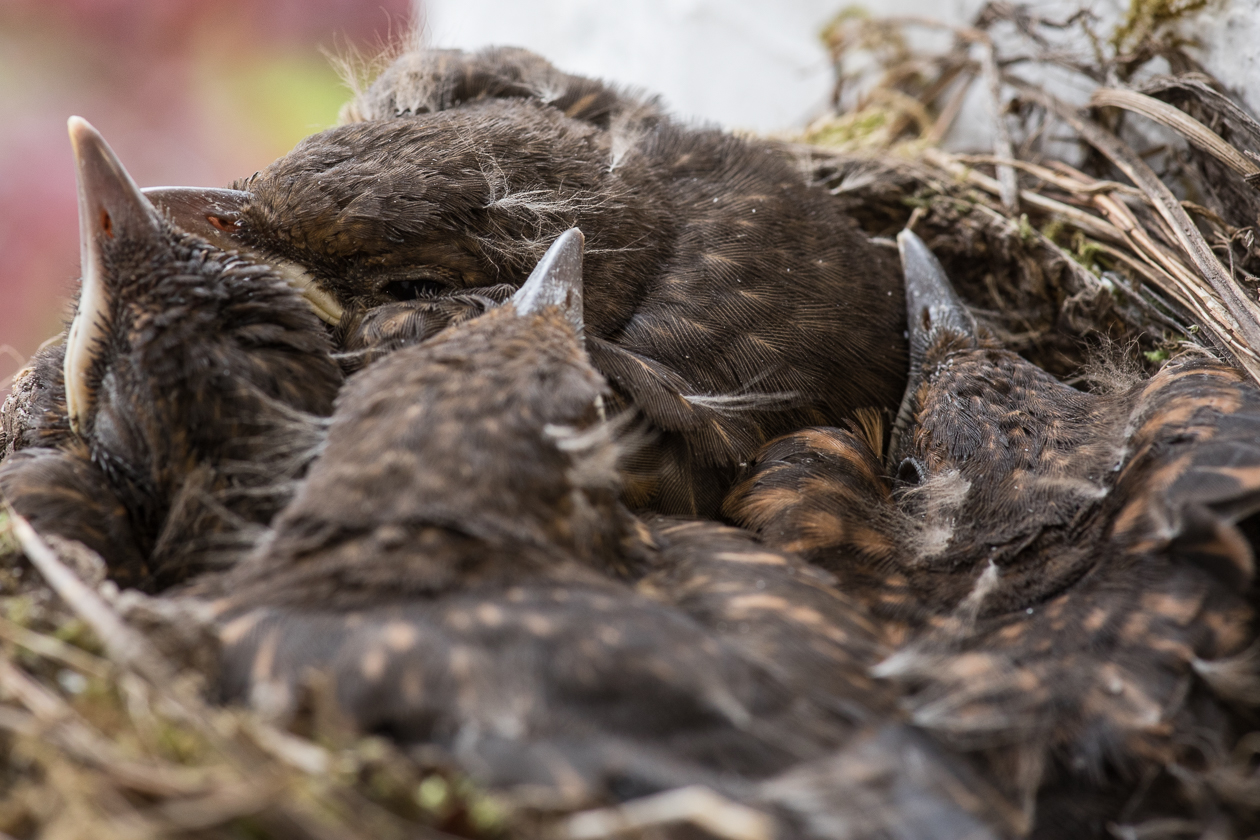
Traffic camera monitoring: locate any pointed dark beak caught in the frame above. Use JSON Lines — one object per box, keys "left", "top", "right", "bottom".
{"left": 65, "top": 116, "right": 164, "bottom": 435}
{"left": 143, "top": 186, "right": 250, "bottom": 252}
{"left": 898, "top": 229, "right": 976, "bottom": 366}
{"left": 144, "top": 186, "right": 346, "bottom": 326}
{"left": 888, "top": 229, "right": 977, "bottom": 459}
{"left": 511, "top": 228, "right": 586, "bottom": 333}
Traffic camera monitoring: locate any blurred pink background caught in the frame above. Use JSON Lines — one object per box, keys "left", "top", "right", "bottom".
{"left": 0, "top": 0, "right": 413, "bottom": 391}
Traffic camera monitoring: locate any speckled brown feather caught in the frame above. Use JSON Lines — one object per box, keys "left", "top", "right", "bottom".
{"left": 724, "top": 426, "right": 923, "bottom": 639}
{"left": 0, "top": 340, "right": 74, "bottom": 458}
{"left": 641, "top": 517, "right": 895, "bottom": 711}
{"left": 216, "top": 303, "right": 638, "bottom": 611}
{"left": 1, "top": 438, "right": 148, "bottom": 581}
{"left": 208, "top": 236, "right": 1016, "bottom": 835}
{"left": 153, "top": 48, "right": 907, "bottom": 516}
{"left": 332, "top": 285, "right": 515, "bottom": 373}
{"left": 209, "top": 279, "right": 843, "bottom": 805}
{"left": 0, "top": 122, "right": 343, "bottom": 589}
{"left": 729, "top": 231, "right": 1260, "bottom": 834}
{"left": 877, "top": 350, "right": 1260, "bottom": 835}
{"left": 637, "top": 519, "right": 1025, "bottom": 835}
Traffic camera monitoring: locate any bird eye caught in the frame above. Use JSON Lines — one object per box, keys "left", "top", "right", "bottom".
{"left": 100, "top": 210, "right": 113, "bottom": 238}
{"left": 207, "top": 214, "right": 240, "bottom": 232}
{"left": 384, "top": 278, "right": 448, "bottom": 301}
{"left": 896, "top": 457, "right": 926, "bottom": 487}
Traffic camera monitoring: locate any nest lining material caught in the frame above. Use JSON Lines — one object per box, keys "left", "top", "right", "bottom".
{"left": 3, "top": 1, "right": 1260, "bottom": 838}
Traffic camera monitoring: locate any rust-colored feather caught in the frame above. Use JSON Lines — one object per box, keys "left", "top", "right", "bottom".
{"left": 729, "top": 231, "right": 1260, "bottom": 833}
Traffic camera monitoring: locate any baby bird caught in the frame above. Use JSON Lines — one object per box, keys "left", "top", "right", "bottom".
{"left": 340, "top": 44, "right": 665, "bottom": 129}
{"left": 728, "top": 230, "right": 1260, "bottom": 836}
{"left": 640, "top": 518, "right": 1024, "bottom": 839}
{"left": 0, "top": 119, "right": 342, "bottom": 589}
{"left": 208, "top": 232, "right": 1018, "bottom": 838}
{"left": 145, "top": 47, "right": 907, "bottom": 517}
{"left": 211, "top": 230, "right": 813, "bottom": 802}
{"left": 1, "top": 339, "right": 72, "bottom": 459}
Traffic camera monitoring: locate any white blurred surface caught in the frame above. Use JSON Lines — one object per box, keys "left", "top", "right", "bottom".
{"left": 1188, "top": 0, "right": 1260, "bottom": 116}
{"left": 417, "top": 0, "right": 1260, "bottom": 134}
{"left": 419, "top": 0, "right": 986, "bottom": 132}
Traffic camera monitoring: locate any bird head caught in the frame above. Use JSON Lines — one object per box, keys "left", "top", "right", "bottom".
{"left": 143, "top": 98, "right": 670, "bottom": 339}
{"left": 64, "top": 118, "right": 343, "bottom": 582}
{"left": 885, "top": 231, "right": 1134, "bottom": 615}
{"left": 238, "top": 228, "right": 640, "bottom": 608}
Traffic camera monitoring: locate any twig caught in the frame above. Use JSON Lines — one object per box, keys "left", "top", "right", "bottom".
{"left": 1090, "top": 87, "right": 1260, "bottom": 178}
{"left": 141, "top": 777, "right": 288, "bottom": 833}
{"left": 1095, "top": 261, "right": 1198, "bottom": 339}
{"left": 957, "top": 154, "right": 1144, "bottom": 199}
{"left": 0, "top": 613, "right": 113, "bottom": 681}
{"left": 6, "top": 510, "right": 176, "bottom": 686}
{"left": 888, "top": 14, "right": 1022, "bottom": 212}
{"left": 563, "top": 786, "right": 774, "bottom": 840}
{"left": 0, "top": 658, "right": 216, "bottom": 798}
{"left": 922, "top": 147, "right": 1124, "bottom": 244}
{"left": 1023, "top": 159, "right": 1236, "bottom": 348}
{"left": 1138, "top": 74, "right": 1260, "bottom": 151}
{"left": 1012, "top": 79, "right": 1260, "bottom": 372}
{"left": 978, "top": 39, "right": 1020, "bottom": 213}
{"left": 1092, "top": 193, "right": 1256, "bottom": 372}
{"left": 925, "top": 69, "right": 977, "bottom": 145}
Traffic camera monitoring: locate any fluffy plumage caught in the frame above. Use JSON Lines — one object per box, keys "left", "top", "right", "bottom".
{"left": 147, "top": 47, "right": 907, "bottom": 516}
{"left": 207, "top": 234, "right": 1017, "bottom": 837}
{"left": 340, "top": 44, "right": 665, "bottom": 130}
{"left": 727, "top": 230, "right": 1260, "bottom": 834}
{"left": 0, "top": 120, "right": 343, "bottom": 589}
{"left": 333, "top": 286, "right": 514, "bottom": 372}
{"left": 0, "top": 340, "right": 73, "bottom": 458}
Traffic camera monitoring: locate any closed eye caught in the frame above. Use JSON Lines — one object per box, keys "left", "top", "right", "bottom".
{"left": 383, "top": 278, "right": 449, "bottom": 301}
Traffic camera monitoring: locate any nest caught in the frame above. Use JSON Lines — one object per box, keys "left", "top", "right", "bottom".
{"left": 3, "top": 2, "right": 1260, "bottom": 838}
{"left": 796, "top": 0, "right": 1260, "bottom": 384}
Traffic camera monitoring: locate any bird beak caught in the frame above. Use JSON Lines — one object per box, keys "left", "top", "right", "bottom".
{"left": 66, "top": 116, "right": 164, "bottom": 436}
{"left": 898, "top": 229, "right": 976, "bottom": 366}
{"left": 511, "top": 228, "right": 586, "bottom": 333}
{"left": 140, "top": 186, "right": 248, "bottom": 251}
{"left": 888, "top": 229, "right": 976, "bottom": 458}
{"left": 144, "top": 186, "right": 346, "bottom": 326}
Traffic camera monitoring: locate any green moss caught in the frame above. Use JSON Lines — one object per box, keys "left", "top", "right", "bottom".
{"left": 0, "top": 510, "right": 17, "bottom": 566}
{"left": 1110, "top": 0, "right": 1211, "bottom": 56}
{"left": 467, "top": 795, "right": 506, "bottom": 835}
{"left": 52, "top": 618, "right": 93, "bottom": 647}
{"left": 3, "top": 596, "right": 34, "bottom": 628}
{"left": 155, "top": 720, "right": 209, "bottom": 764}
{"left": 1017, "top": 213, "right": 1036, "bottom": 243}
{"left": 1040, "top": 219, "right": 1067, "bottom": 246}
{"left": 820, "top": 5, "right": 872, "bottom": 45}
{"left": 803, "top": 107, "right": 891, "bottom": 150}
{"left": 1068, "top": 231, "right": 1106, "bottom": 276}
{"left": 416, "top": 775, "right": 449, "bottom": 813}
